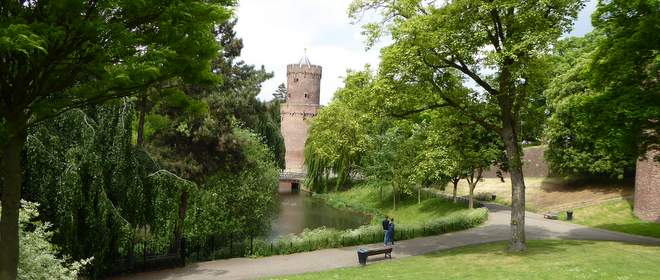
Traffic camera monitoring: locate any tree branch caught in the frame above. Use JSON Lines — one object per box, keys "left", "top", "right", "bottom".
{"left": 387, "top": 102, "right": 451, "bottom": 118}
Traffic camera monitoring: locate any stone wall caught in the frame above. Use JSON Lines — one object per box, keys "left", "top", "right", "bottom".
{"left": 482, "top": 145, "right": 549, "bottom": 178}
{"left": 634, "top": 149, "right": 660, "bottom": 223}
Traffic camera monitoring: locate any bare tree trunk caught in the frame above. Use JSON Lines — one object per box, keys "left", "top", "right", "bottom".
{"left": 0, "top": 125, "right": 27, "bottom": 280}
{"left": 468, "top": 182, "right": 475, "bottom": 209}
{"left": 452, "top": 178, "right": 459, "bottom": 203}
{"left": 501, "top": 110, "right": 527, "bottom": 252}
{"left": 467, "top": 168, "right": 484, "bottom": 209}
{"left": 418, "top": 186, "right": 421, "bottom": 204}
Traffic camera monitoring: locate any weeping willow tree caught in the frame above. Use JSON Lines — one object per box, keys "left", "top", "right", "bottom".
{"left": 304, "top": 69, "right": 376, "bottom": 193}
{"left": 23, "top": 100, "right": 185, "bottom": 276}
{"left": 184, "top": 128, "right": 279, "bottom": 239}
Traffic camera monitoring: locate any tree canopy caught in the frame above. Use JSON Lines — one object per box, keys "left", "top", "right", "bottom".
{"left": 349, "top": 0, "right": 585, "bottom": 251}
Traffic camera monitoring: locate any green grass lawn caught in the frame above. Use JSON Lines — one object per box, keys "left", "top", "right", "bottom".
{"left": 559, "top": 199, "right": 660, "bottom": 239}
{"left": 322, "top": 182, "right": 471, "bottom": 225}
{"left": 270, "top": 240, "right": 660, "bottom": 280}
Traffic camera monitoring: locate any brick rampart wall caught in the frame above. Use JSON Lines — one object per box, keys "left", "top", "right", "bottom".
{"left": 634, "top": 149, "right": 660, "bottom": 223}
{"left": 482, "top": 146, "right": 549, "bottom": 178}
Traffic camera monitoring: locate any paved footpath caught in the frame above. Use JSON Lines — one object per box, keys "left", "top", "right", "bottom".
{"left": 113, "top": 204, "right": 660, "bottom": 280}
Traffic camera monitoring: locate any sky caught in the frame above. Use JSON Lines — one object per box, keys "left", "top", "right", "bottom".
{"left": 235, "top": 0, "right": 598, "bottom": 105}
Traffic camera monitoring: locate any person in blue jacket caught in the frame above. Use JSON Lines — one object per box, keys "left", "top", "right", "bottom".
{"left": 386, "top": 218, "right": 395, "bottom": 245}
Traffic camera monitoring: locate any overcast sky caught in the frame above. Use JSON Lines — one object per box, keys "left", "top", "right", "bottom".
{"left": 235, "top": 0, "right": 598, "bottom": 105}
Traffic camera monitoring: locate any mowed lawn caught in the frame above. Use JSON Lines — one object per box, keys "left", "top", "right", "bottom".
{"left": 324, "top": 182, "right": 471, "bottom": 225}
{"left": 560, "top": 199, "right": 660, "bottom": 239}
{"left": 270, "top": 240, "right": 660, "bottom": 280}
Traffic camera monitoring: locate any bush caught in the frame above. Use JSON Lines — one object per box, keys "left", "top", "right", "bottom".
{"left": 12, "top": 200, "right": 92, "bottom": 280}
{"left": 474, "top": 192, "right": 496, "bottom": 201}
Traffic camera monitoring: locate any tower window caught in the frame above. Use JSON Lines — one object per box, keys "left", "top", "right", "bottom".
{"left": 304, "top": 91, "right": 308, "bottom": 99}
{"left": 294, "top": 78, "right": 299, "bottom": 82}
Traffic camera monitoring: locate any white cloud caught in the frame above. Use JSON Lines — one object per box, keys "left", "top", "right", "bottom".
{"left": 235, "top": 0, "right": 382, "bottom": 105}
{"left": 235, "top": 0, "right": 596, "bottom": 105}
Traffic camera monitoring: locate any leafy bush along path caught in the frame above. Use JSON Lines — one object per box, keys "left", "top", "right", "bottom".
{"left": 275, "top": 240, "right": 660, "bottom": 280}
{"left": 112, "top": 205, "right": 660, "bottom": 280}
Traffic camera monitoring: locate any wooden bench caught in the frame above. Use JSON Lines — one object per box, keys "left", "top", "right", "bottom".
{"left": 543, "top": 212, "right": 559, "bottom": 220}
{"left": 357, "top": 247, "right": 392, "bottom": 265}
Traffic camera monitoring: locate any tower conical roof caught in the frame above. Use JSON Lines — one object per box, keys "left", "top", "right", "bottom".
{"left": 298, "top": 48, "right": 311, "bottom": 66}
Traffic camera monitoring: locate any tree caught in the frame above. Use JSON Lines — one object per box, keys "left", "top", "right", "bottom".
{"left": 544, "top": 0, "right": 660, "bottom": 178}
{"left": 350, "top": 0, "right": 584, "bottom": 251}
{"left": 405, "top": 109, "right": 502, "bottom": 208}
{"left": 0, "top": 1, "right": 233, "bottom": 278}
{"left": 273, "top": 83, "right": 288, "bottom": 101}
{"left": 305, "top": 69, "right": 376, "bottom": 192}
{"left": 12, "top": 201, "right": 92, "bottom": 280}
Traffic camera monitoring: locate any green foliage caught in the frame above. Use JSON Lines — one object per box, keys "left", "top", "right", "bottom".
{"left": 184, "top": 127, "right": 279, "bottom": 238}
{"left": 24, "top": 100, "right": 280, "bottom": 276}
{"left": 12, "top": 201, "right": 92, "bottom": 280}
{"left": 318, "top": 181, "right": 478, "bottom": 225}
{"left": 1, "top": 1, "right": 236, "bottom": 276}
{"left": 23, "top": 101, "right": 183, "bottom": 276}
{"left": 305, "top": 69, "right": 377, "bottom": 192}
{"left": 350, "top": 0, "right": 586, "bottom": 250}
{"left": 544, "top": 0, "right": 660, "bottom": 177}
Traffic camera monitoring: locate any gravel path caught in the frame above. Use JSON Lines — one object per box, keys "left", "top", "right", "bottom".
{"left": 112, "top": 204, "right": 660, "bottom": 280}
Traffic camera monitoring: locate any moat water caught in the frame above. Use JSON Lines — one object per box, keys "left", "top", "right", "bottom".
{"left": 268, "top": 192, "right": 371, "bottom": 239}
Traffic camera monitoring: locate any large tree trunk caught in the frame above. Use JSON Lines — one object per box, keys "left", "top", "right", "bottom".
{"left": 497, "top": 61, "right": 527, "bottom": 252}
{"left": 0, "top": 125, "right": 27, "bottom": 280}
{"left": 501, "top": 114, "right": 527, "bottom": 252}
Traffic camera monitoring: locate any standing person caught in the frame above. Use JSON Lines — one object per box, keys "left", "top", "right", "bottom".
{"left": 386, "top": 218, "right": 395, "bottom": 245}
{"left": 382, "top": 216, "right": 390, "bottom": 245}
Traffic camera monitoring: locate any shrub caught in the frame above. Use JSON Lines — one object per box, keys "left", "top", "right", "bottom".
{"left": 12, "top": 200, "right": 93, "bottom": 280}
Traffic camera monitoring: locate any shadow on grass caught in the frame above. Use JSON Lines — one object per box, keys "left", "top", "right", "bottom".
{"left": 420, "top": 239, "right": 598, "bottom": 260}
{"left": 538, "top": 176, "right": 633, "bottom": 196}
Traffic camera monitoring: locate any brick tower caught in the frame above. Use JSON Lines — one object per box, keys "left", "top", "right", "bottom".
{"left": 634, "top": 149, "right": 660, "bottom": 222}
{"left": 278, "top": 53, "right": 321, "bottom": 192}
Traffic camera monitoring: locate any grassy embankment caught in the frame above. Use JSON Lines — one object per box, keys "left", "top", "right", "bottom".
{"left": 442, "top": 176, "right": 660, "bottom": 239}
{"left": 271, "top": 240, "right": 660, "bottom": 280}
{"left": 316, "top": 181, "right": 487, "bottom": 237}
{"left": 558, "top": 199, "right": 660, "bottom": 239}
{"left": 441, "top": 177, "right": 633, "bottom": 212}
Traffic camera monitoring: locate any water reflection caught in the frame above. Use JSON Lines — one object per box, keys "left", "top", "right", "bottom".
{"left": 268, "top": 192, "right": 371, "bottom": 239}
